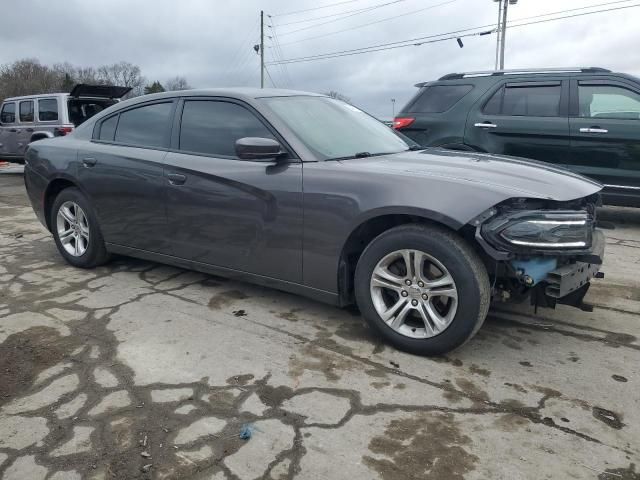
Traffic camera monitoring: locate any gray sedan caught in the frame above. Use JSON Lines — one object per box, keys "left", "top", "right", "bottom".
{"left": 23, "top": 88, "right": 604, "bottom": 355}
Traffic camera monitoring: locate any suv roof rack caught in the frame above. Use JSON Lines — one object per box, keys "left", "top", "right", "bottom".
{"left": 434, "top": 67, "right": 611, "bottom": 82}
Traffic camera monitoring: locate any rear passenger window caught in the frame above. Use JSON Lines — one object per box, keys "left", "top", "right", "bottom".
{"left": 114, "top": 102, "right": 172, "bottom": 148}
{"left": 407, "top": 85, "right": 473, "bottom": 113}
{"left": 19, "top": 100, "right": 34, "bottom": 122}
{"left": 484, "top": 84, "right": 561, "bottom": 117}
{"left": 38, "top": 99, "right": 58, "bottom": 121}
{"left": 179, "top": 100, "right": 275, "bottom": 157}
{"left": 578, "top": 84, "right": 640, "bottom": 120}
{"left": 99, "top": 115, "right": 118, "bottom": 141}
{"left": 1, "top": 103, "right": 15, "bottom": 123}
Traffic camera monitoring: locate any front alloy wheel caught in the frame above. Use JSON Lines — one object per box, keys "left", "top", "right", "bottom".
{"left": 354, "top": 224, "right": 490, "bottom": 356}
{"left": 370, "top": 249, "right": 458, "bottom": 339}
{"left": 56, "top": 201, "right": 90, "bottom": 257}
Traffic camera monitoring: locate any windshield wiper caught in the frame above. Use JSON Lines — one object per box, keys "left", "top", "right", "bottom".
{"left": 326, "top": 151, "right": 380, "bottom": 161}
{"left": 406, "top": 145, "right": 424, "bottom": 151}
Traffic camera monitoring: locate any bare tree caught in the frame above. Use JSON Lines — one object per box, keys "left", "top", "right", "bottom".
{"left": 0, "top": 59, "right": 60, "bottom": 99}
{"left": 97, "top": 61, "right": 146, "bottom": 97}
{"left": 165, "top": 76, "right": 191, "bottom": 91}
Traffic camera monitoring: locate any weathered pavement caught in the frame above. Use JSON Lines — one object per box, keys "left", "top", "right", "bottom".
{"left": 0, "top": 170, "right": 638, "bottom": 480}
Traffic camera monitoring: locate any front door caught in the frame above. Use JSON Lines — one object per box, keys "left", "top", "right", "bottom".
{"left": 0, "top": 102, "right": 18, "bottom": 157}
{"left": 77, "top": 100, "right": 175, "bottom": 253}
{"left": 465, "top": 79, "right": 570, "bottom": 164}
{"left": 164, "top": 98, "right": 303, "bottom": 283}
{"left": 568, "top": 78, "right": 640, "bottom": 192}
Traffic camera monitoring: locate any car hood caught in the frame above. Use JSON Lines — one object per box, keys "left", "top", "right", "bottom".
{"left": 335, "top": 148, "right": 602, "bottom": 202}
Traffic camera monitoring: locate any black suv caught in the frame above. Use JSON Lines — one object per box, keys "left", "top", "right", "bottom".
{"left": 394, "top": 67, "right": 640, "bottom": 207}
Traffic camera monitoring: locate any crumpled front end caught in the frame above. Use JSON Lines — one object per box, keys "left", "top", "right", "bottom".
{"left": 470, "top": 194, "right": 604, "bottom": 311}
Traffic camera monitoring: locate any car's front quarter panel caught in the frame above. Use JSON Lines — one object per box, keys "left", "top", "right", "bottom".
{"left": 301, "top": 161, "right": 517, "bottom": 293}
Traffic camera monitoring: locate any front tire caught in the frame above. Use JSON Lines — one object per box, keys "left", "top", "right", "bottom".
{"left": 354, "top": 224, "right": 490, "bottom": 356}
{"left": 51, "top": 187, "right": 109, "bottom": 268}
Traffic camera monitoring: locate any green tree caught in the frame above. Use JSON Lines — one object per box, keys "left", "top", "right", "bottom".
{"left": 144, "top": 81, "right": 165, "bottom": 95}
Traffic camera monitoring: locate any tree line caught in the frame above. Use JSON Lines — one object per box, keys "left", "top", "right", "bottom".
{"left": 0, "top": 58, "right": 191, "bottom": 102}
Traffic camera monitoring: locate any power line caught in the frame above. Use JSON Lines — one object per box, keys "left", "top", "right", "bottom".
{"left": 272, "top": 0, "right": 362, "bottom": 18}
{"left": 276, "top": 0, "right": 458, "bottom": 46}
{"left": 269, "top": 22, "right": 295, "bottom": 88}
{"left": 266, "top": 2, "right": 640, "bottom": 65}
{"left": 264, "top": 66, "right": 277, "bottom": 87}
{"left": 274, "top": 0, "right": 407, "bottom": 27}
{"left": 274, "top": 0, "right": 407, "bottom": 36}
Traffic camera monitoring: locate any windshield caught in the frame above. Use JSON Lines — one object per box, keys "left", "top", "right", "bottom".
{"left": 261, "top": 96, "right": 412, "bottom": 160}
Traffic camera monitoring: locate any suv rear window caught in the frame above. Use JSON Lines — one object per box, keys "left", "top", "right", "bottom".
{"left": 407, "top": 85, "right": 473, "bottom": 113}
{"left": 38, "top": 99, "right": 58, "bottom": 121}
{"left": 484, "top": 83, "right": 561, "bottom": 117}
{"left": 1, "top": 103, "right": 15, "bottom": 123}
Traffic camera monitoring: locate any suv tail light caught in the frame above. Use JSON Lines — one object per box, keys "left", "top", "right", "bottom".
{"left": 393, "top": 117, "right": 415, "bottom": 130}
{"left": 54, "top": 126, "right": 74, "bottom": 137}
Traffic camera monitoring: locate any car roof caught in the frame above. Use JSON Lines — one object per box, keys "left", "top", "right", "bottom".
{"left": 120, "top": 87, "right": 325, "bottom": 105}
{"left": 4, "top": 92, "right": 69, "bottom": 102}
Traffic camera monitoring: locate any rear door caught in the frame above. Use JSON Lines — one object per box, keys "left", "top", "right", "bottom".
{"left": 77, "top": 100, "right": 176, "bottom": 253}
{"left": 164, "top": 98, "right": 303, "bottom": 282}
{"left": 465, "top": 79, "right": 570, "bottom": 164}
{"left": 568, "top": 78, "right": 640, "bottom": 190}
{"left": 0, "top": 102, "right": 18, "bottom": 156}
{"left": 17, "top": 99, "right": 35, "bottom": 155}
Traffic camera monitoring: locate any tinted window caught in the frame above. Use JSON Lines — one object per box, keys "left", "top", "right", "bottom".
{"left": 19, "top": 100, "right": 34, "bottom": 122}
{"left": 484, "top": 84, "right": 561, "bottom": 117}
{"left": 114, "top": 102, "right": 172, "bottom": 147}
{"left": 38, "top": 98, "right": 58, "bottom": 121}
{"left": 179, "top": 100, "right": 275, "bottom": 157}
{"left": 1, "top": 103, "right": 15, "bottom": 123}
{"left": 99, "top": 115, "right": 118, "bottom": 141}
{"left": 579, "top": 85, "right": 640, "bottom": 120}
{"left": 408, "top": 85, "right": 473, "bottom": 113}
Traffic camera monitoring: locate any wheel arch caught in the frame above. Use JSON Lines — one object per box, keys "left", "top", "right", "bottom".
{"left": 30, "top": 132, "right": 54, "bottom": 143}
{"left": 337, "top": 208, "right": 462, "bottom": 306}
{"left": 43, "top": 177, "right": 80, "bottom": 232}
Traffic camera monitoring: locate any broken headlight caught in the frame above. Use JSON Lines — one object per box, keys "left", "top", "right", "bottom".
{"left": 481, "top": 210, "right": 593, "bottom": 252}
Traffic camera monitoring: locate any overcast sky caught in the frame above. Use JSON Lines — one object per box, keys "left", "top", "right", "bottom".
{"left": 2, "top": 0, "right": 639, "bottom": 118}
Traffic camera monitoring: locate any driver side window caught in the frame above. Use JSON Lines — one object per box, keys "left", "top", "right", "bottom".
{"left": 178, "top": 100, "right": 275, "bottom": 157}
{"left": 578, "top": 84, "right": 640, "bottom": 120}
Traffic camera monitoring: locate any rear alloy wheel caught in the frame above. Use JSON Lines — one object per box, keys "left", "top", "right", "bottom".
{"left": 56, "top": 201, "right": 90, "bottom": 257}
{"left": 51, "top": 187, "right": 109, "bottom": 268}
{"left": 355, "top": 224, "right": 490, "bottom": 356}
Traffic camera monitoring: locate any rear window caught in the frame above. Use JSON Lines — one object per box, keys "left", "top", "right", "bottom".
{"left": 407, "top": 85, "right": 473, "bottom": 113}
{"left": 38, "top": 98, "right": 58, "bottom": 121}
{"left": 99, "top": 115, "right": 118, "bottom": 141}
{"left": 484, "top": 83, "right": 561, "bottom": 117}
{"left": 19, "top": 100, "right": 34, "bottom": 122}
{"left": 114, "top": 102, "right": 173, "bottom": 148}
{"left": 1, "top": 103, "right": 15, "bottom": 123}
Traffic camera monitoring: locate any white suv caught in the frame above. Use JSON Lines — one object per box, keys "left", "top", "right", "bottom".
{"left": 0, "top": 84, "right": 130, "bottom": 163}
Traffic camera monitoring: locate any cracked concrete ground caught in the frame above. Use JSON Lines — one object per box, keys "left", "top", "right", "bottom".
{"left": 0, "top": 170, "right": 639, "bottom": 480}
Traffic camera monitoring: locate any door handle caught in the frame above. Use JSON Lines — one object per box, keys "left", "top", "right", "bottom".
{"left": 579, "top": 127, "right": 608, "bottom": 134}
{"left": 26, "top": 128, "right": 34, "bottom": 132}
{"left": 9, "top": 129, "right": 18, "bottom": 133}
{"left": 474, "top": 122, "right": 498, "bottom": 128}
{"left": 167, "top": 173, "right": 187, "bottom": 185}
{"left": 82, "top": 157, "right": 97, "bottom": 167}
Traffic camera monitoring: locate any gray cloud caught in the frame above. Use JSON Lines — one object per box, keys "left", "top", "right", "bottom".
{"left": 1, "top": 0, "right": 639, "bottom": 118}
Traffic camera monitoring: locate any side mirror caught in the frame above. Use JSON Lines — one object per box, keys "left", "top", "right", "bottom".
{"left": 235, "top": 137, "right": 284, "bottom": 161}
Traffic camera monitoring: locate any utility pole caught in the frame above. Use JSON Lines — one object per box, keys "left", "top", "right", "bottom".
{"left": 260, "top": 10, "right": 265, "bottom": 88}
{"left": 493, "top": 0, "right": 517, "bottom": 70}
{"left": 391, "top": 98, "right": 396, "bottom": 118}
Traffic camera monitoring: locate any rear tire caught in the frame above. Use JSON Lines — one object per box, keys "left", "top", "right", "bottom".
{"left": 51, "top": 187, "right": 110, "bottom": 268}
{"left": 354, "top": 224, "right": 490, "bottom": 356}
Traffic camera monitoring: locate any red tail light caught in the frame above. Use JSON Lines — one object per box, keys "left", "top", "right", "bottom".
{"left": 393, "top": 117, "right": 415, "bottom": 130}
{"left": 55, "top": 126, "right": 74, "bottom": 137}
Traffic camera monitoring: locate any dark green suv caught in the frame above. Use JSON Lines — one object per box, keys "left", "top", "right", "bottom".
{"left": 394, "top": 67, "right": 640, "bottom": 207}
